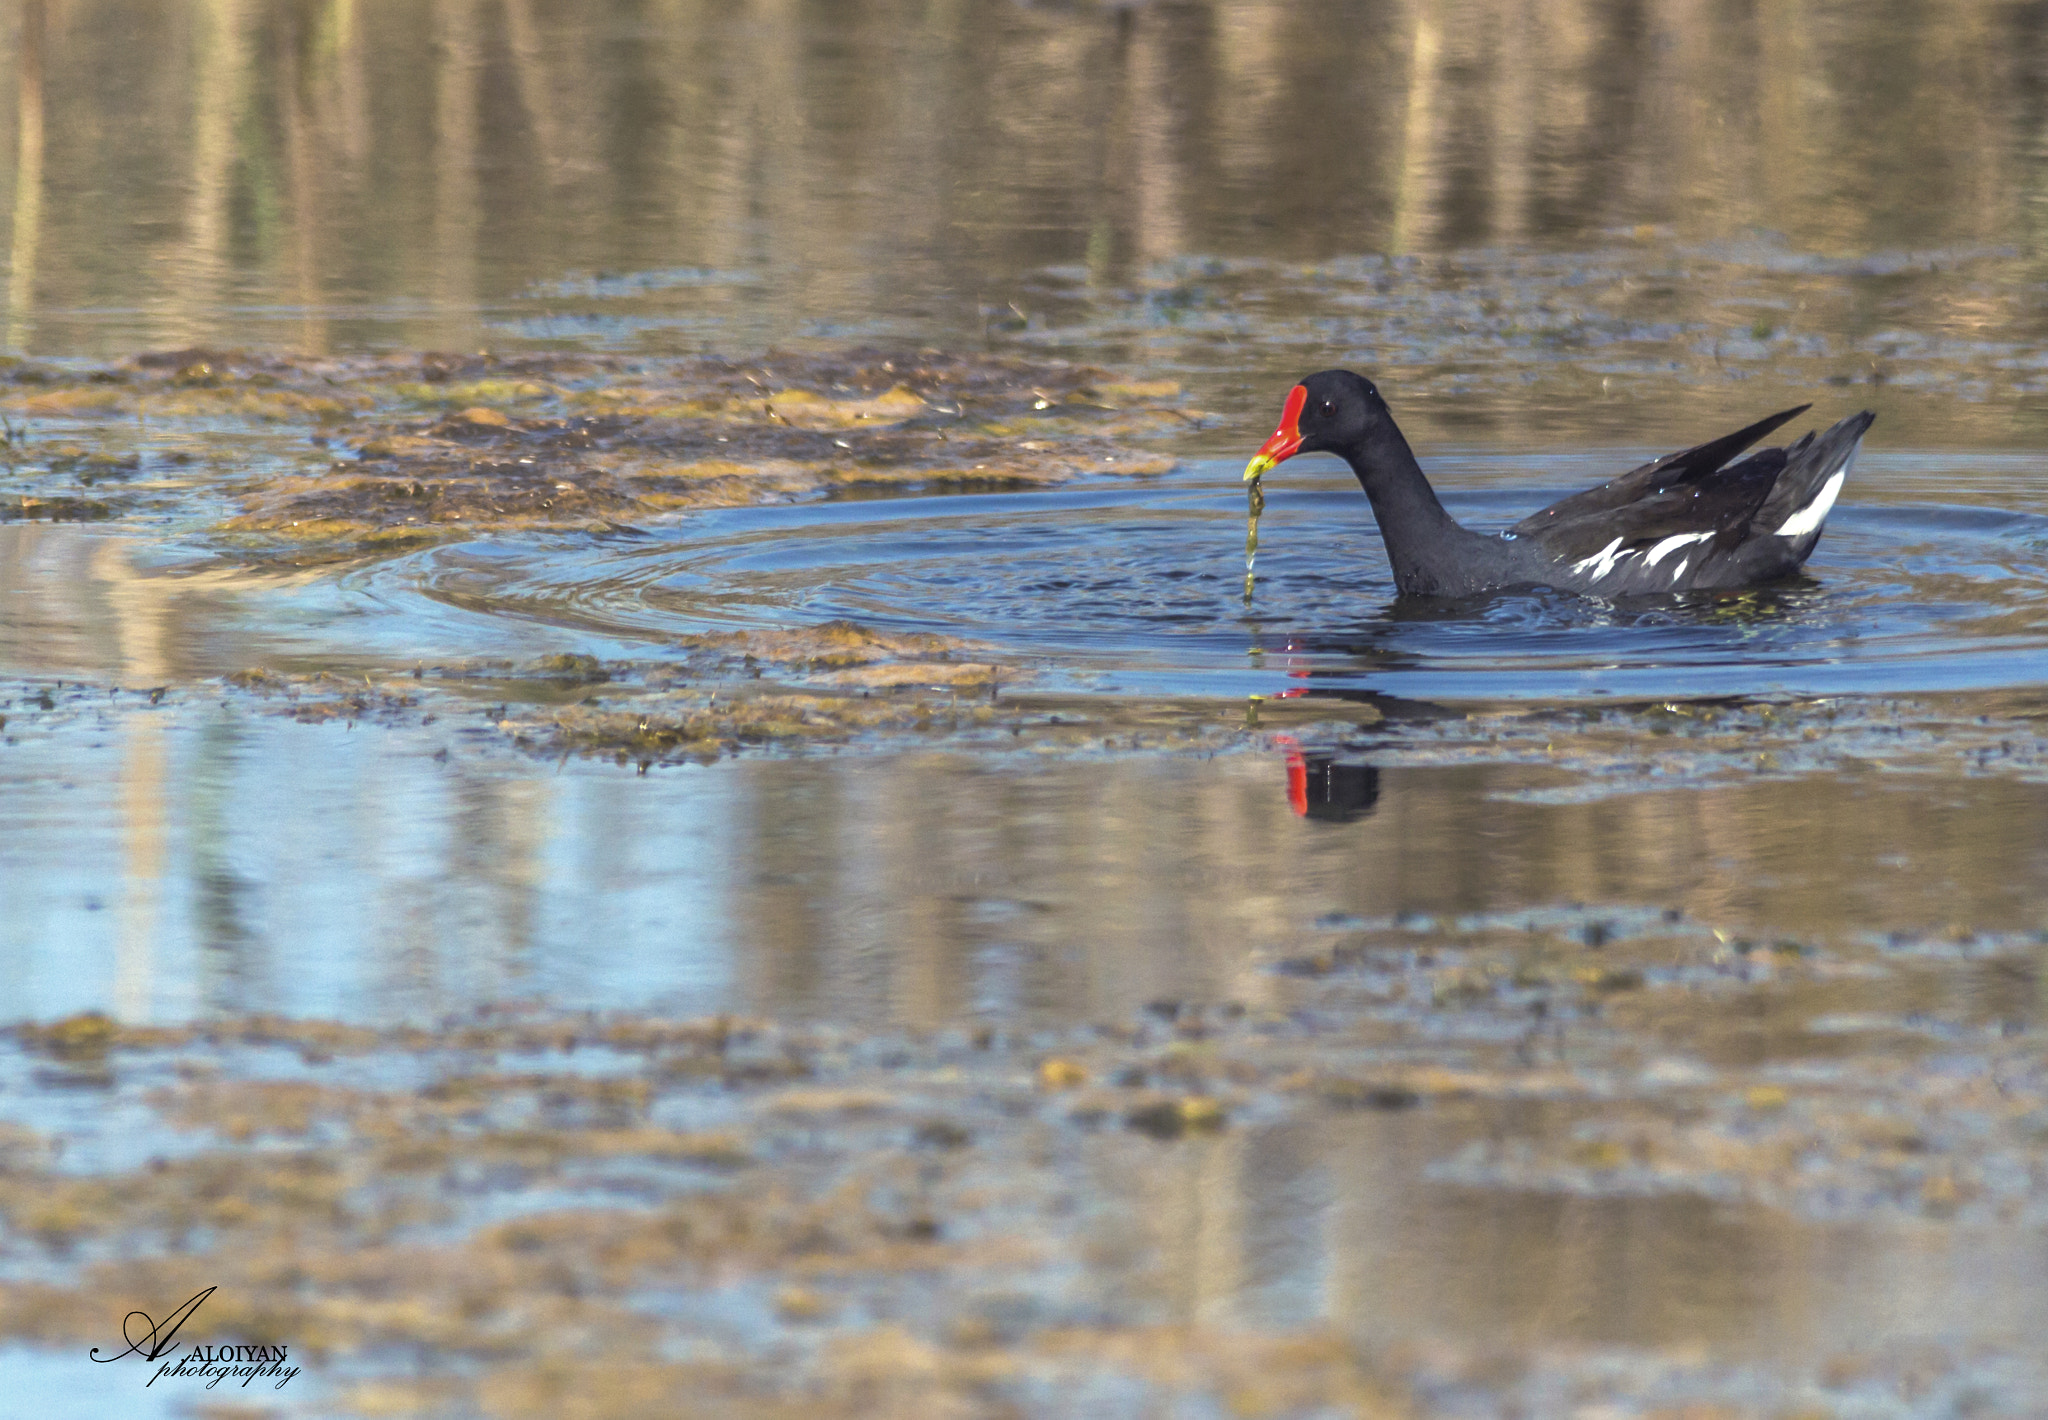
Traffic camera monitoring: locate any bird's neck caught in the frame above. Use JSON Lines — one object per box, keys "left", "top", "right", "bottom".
{"left": 1339, "top": 422, "right": 1471, "bottom": 594}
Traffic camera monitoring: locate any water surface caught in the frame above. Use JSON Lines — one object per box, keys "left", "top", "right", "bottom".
{"left": 5, "top": 695, "right": 2046, "bottom": 1029}
{"left": 388, "top": 450, "right": 2048, "bottom": 700}
{"left": 7, "top": 3, "right": 2048, "bottom": 1416}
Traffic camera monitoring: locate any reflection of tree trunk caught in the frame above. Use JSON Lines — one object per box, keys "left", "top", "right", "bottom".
{"left": 5, "top": 0, "right": 45, "bottom": 353}
{"left": 1391, "top": 0, "right": 1444, "bottom": 255}
{"left": 278, "top": 10, "right": 327, "bottom": 353}
{"left": 1191, "top": 1132, "right": 1245, "bottom": 1325}
{"left": 1326, "top": 1122, "right": 1405, "bottom": 1329}
{"left": 1211, "top": 2, "right": 1284, "bottom": 179}
{"left": 192, "top": 719, "right": 260, "bottom": 1015}
{"left": 432, "top": 0, "right": 481, "bottom": 348}
{"left": 314, "top": 0, "right": 370, "bottom": 167}
{"left": 1657, "top": 0, "right": 1729, "bottom": 230}
{"left": 751, "top": 0, "right": 803, "bottom": 339}
{"left": 93, "top": 538, "right": 177, "bottom": 1023}
{"left": 861, "top": 770, "right": 964, "bottom": 1027}
{"left": 165, "top": 0, "right": 252, "bottom": 349}
{"left": 479, "top": 779, "right": 545, "bottom": 994}
{"left": 1129, "top": 7, "right": 1184, "bottom": 270}
{"left": 1937, "top": 1, "right": 2004, "bottom": 243}
{"left": 1086, "top": 9, "right": 1135, "bottom": 294}
{"left": 740, "top": 766, "right": 837, "bottom": 1016}
{"left": 305, "top": 0, "right": 368, "bottom": 341}
{"left": 115, "top": 715, "right": 167, "bottom": 1021}
{"left": 369, "top": 773, "right": 440, "bottom": 1011}
{"left": 1489, "top": 0, "right": 1534, "bottom": 243}
{"left": 501, "top": 0, "right": 559, "bottom": 175}
{"left": 697, "top": 3, "right": 754, "bottom": 280}
{"left": 873, "top": 1, "right": 947, "bottom": 333}
{"left": 663, "top": 0, "right": 710, "bottom": 264}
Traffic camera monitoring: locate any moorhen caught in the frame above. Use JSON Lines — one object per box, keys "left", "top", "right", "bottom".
{"left": 1244, "top": 370, "right": 1875, "bottom": 597}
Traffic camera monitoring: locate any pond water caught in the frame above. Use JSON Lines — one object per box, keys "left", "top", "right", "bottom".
{"left": 6, "top": 1, "right": 2048, "bottom": 1416}
{"left": 393, "top": 450, "right": 2048, "bottom": 700}
{"left": 14, "top": 444, "right": 2048, "bottom": 702}
{"left": 5, "top": 697, "right": 2048, "bottom": 1029}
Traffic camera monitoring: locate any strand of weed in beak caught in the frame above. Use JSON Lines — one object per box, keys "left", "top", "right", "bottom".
{"left": 1244, "top": 474, "right": 1264, "bottom": 603}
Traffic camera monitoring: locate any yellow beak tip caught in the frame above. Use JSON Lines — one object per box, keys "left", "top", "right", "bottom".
{"left": 1243, "top": 457, "right": 1272, "bottom": 482}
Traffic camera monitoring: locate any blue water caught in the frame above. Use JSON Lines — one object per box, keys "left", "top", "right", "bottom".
{"left": 377, "top": 452, "right": 2048, "bottom": 702}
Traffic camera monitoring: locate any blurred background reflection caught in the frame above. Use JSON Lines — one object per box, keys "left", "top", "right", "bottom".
{"left": 4, "top": 0, "right": 2048, "bottom": 363}
{"left": 5, "top": 689, "right": 2045, "bottom": 1028}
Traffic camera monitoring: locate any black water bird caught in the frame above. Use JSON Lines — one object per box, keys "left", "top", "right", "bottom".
{"left": 1244, "top": 370, "right": 1875, "bottom": 597}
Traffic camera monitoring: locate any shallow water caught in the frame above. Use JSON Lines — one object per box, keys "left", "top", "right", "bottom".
{"left": 11, "top": 0, "right": 2048, "bottom": 399}
{"left": 384, "top": 449, "right": 2048, "bottom": 701}
{"left": 7, "top": 1, "right": 2048, "bottom": 1415}
{"left": 5, "top": 696, "right": 2046, "bottom": 1030}
{"left": 12, "top": 442, "right": 2048, "bottom": 703}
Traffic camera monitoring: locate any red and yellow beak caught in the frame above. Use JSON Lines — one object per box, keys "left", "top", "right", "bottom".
{"left": 1244, "top": 384, "right": 1307, "bottom": 481}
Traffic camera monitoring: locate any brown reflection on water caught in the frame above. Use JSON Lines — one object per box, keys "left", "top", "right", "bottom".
{"left": 5, "top": 687, "right": 2045, "bottom": 1030}
{"left": 4, "top": 0, "right": 2048, "bottom": 354}
{"left": 3, "top": 526, "right": 2045, "bottom": 1030}
{"left": 1103, "top": 1109, "right": 2048, "bottom": 1367}
{"left": 1106, "top": 1113, "right": 1768, "bottom": 1339}
{"left": 97, "top": 533, "right": 177, "bottom": 1023}
{"left": 0, "top": 524, "right": 302, "bottom": 680}
{"left": 720, "top": 751, "right": 2048, "bottom": 1026}
{"left": 4, "top": 0, "right": 41, "bottom": 354}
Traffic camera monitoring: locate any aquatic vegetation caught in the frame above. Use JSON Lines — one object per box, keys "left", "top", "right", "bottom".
{"left": 4, "top": 895, "right": 2048, "bottom": 1416}
{"left": 0, "top": 349, "right": 1192, "bottom": 557}
{"left": 10, "top": 5, "right": 2048, "bottom": 1415}
{"left": 4, "top": 681, "right": 2048, "bottom": 1415}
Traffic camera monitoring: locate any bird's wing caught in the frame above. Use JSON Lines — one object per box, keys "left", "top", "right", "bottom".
{"left": 1509, "top": 404, "right": 1811, "bottom": 537}
{"left": 1523, "top": 448, "right": 1789, "bottom": 569}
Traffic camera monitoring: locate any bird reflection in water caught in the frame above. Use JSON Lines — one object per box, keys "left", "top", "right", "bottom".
{"left": 1279, "top": 741, "right": 1381, "bottom": 823}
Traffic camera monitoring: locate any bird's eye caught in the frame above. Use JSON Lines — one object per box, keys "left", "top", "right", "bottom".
{"left": 1318, "top": 400, "right": 1337, "bottom": 418}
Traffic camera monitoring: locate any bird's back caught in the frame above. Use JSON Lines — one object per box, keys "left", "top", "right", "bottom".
{"left": 1506, "top": 409, "right": 1875, "bottom": 595}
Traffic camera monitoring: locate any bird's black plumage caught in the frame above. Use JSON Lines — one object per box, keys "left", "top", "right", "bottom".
{"left": 1244, "top": 370, "right": 1874, "bottom": 598}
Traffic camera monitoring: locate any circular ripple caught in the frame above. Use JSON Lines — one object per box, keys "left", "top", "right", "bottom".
{"left": 383, "top": 458, "right": 2048, "bottom": 702}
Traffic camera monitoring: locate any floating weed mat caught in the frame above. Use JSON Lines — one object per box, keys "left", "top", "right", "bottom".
{"left": 222, "top": 619, "right": 1032, "bottom": 760}
{"left": 5, "top": 960, "right": 2048, "bottom": 1417}
{"left": 0, "top": 494, "right": 119, "bottom": 523}
{"left": 0, "top": 348, "right": 1194, "bottom": 554}
{"left": 216, "top": 646, "right": 1265, "bottom": 767}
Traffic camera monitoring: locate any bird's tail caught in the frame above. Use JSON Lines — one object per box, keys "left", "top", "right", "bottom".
{"left": 1750, "top": 410, "right": 1875, "bottom": 545}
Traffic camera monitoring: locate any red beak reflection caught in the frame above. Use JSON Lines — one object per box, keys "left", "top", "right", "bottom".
{"left": 1280, "top": 744, "right": 1381, "bottom": 823}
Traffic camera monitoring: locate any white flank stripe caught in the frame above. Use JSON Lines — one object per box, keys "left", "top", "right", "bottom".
{"left": 1567, "top": 537, "right": 1631, "bottom": 580}
{"left": 1671, "top": 557, "right": 1689, "bottom": 581}
{"left": 1775, "top": 467, "right": 1849, "bottom": 539}
{"left": 1643, "top": 531, "right": 1712, "bottom": 566}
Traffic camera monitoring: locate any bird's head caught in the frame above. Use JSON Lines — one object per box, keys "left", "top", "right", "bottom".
{"left": 1243, "top": 370, "right": 1384, "bottom": 481}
